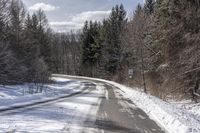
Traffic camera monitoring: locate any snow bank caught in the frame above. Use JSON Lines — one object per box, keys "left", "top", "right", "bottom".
{"left": 172, "top": 101, "right": 200, "bottom": 128}
{"left": 53, "top": 74, "right": 200, "bottom": 133}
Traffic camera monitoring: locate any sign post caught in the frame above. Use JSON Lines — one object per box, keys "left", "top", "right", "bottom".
{"left": 128, "top": 69, "right": 133, "bottom": 86}
{"left": 128, "top": 69, "right": 133, "bottom": 78}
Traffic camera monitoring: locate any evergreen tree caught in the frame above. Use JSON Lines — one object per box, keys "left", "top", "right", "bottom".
{"left": 105, "top": 4, "right": 127, "bottom": 76}
{"left": 144, "top": 0, "right": 155, "bottom": 14}
{"left": 81, "top": 21, "right": 102, "bottom": 76}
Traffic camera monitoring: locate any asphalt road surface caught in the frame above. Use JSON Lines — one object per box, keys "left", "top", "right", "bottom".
{"left": 93, "top": 84, "right": 165, "bottom": 133}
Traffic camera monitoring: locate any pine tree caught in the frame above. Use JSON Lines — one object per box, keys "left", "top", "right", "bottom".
{"left": 144, "top": 0, "right": 155, "bottom": 14}
{"left": 105, "top": 4, "right": 127, "bottom": 76}
{"left": 81, "top": 21, "right": 102, "bottom": 76}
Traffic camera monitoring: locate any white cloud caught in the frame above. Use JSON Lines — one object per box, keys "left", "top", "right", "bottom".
{"left": 29, "top": 3, "right": 59, "bottom": 12}
{"left": 72, "top": 10, "right": 111, "bottom": 24}
{"left": 50, "top": 10, "right": 111, "bottom": 32}
{"left": 50, "top": 21, "right": 83, "bottom": 32}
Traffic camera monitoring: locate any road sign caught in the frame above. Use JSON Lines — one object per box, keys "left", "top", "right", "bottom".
{"left": 128, "top": 69, "right": 133, "bottom": 75}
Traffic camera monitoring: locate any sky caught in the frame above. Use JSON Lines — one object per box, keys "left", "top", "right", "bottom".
{"left": 22, "top": 0, "right": 144, "bottom": 32}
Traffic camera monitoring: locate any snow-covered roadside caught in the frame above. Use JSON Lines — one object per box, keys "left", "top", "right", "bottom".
{"left": 171, "top": 100, "right": 200, "bottom": 122}
{"left": 0, "top": 77, "right": 87, "bottom": 112}
{"left": 0, "top": 79, "right": 104, "bottom": 133}
{"left": 54, "top": 74, "right": 200, "bottom": 133}
{"left": 113, "top": 86, "right": 200, "bottom": 133}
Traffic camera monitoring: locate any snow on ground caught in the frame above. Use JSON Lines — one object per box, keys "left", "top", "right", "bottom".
{"left": 0, "top": 77, "right": 76, "bottom": 100}
{"left": 1, "top": 74, "right": 200, "bottom": 133}
{"left": 54, "top": 74, "right": 200, "bottom": 133}
{"left": 171, "top": 100, "right": 200, "bottom": 126}
{"left": 0, "top": 77, "right": 86, "bottom": 111}
{"left": 0, "top": 82, "right": 104, "bottom": 133}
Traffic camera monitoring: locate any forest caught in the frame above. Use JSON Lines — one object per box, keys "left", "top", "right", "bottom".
{"left": 0, "top": 0, "right": 199, "bottom": 101}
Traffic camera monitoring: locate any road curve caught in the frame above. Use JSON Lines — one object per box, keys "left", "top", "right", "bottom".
{"left": 58, "top": 76, "right": 165, "bottom": 133}
{"left": 0, "top": 76, "right": 165, "bottom": 133}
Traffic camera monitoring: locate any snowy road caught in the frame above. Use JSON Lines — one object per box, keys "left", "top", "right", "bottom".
{"left": 0, "top": 77, "right": 165, "bottom": 133}
{"left": 95, "top": 84, "right": 164, "bottom": 133}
